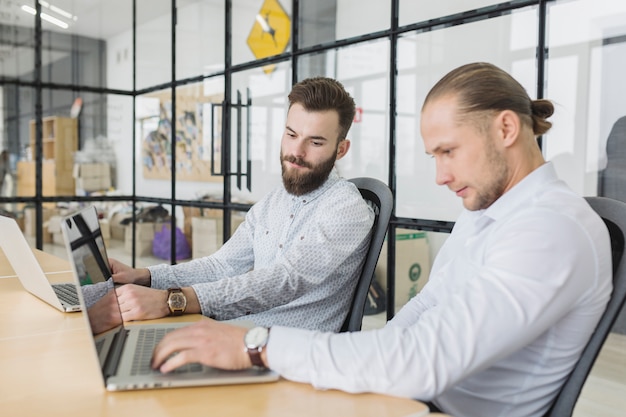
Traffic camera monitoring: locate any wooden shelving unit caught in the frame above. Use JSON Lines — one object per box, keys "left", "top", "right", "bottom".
{"left": 17, "top": 116, "right": 78, "bottom": 200}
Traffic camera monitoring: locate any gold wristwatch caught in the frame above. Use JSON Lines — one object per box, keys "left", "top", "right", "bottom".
{"left": 166, "top": 288, "right": 187, "bottom": 316}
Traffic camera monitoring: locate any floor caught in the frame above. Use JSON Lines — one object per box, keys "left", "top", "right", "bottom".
{"left": 41, "top": 238, "right": 626, "bottom": 416}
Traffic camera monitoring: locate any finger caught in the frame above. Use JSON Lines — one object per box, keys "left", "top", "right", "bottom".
{"left": 151, "top": 326, "right": 196, "bottom": 368}
{"left": 157, "top": 349, "right": 194, "bottom": 374}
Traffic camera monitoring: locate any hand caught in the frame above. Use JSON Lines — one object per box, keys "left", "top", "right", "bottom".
{"left": 151, "top": 319, "right": 250, "bottom": 373}
{"left": 109, "top": 258, "right": 151, "bottom": 286}
{"left": 115, "top": 284, "right": 169, "bottom": 321}
{"left": 87, "top": 289, "right": 123, "bottom": 334}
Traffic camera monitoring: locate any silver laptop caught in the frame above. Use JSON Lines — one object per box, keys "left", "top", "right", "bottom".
{"left": 0, "top": 214, "right": 81, "bottom": 312}
{"left": 61, "top": 205, "right": 279, "bottom": 391}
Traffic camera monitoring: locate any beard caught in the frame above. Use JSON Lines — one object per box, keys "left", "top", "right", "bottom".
{"left": 469, "top": 139, "right": 509, "bottom": 211}
{"left": 281, "top": 151, "right": 337, "bottom": 196}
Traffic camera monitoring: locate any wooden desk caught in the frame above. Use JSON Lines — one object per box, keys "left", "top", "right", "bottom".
{"left": 0, "top": 250, "right": 430, "bottom": 417}
{"left": 0, "top": 246, "right": 72, "bottom": 277}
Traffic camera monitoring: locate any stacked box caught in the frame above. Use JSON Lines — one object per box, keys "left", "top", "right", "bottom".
{"left": 46, "top": 215, "right": 65, "bottom": 245}
{"left": 124, "top": 222, "right": 159, "bottom": 257}
{"left": 109, "top": 212, "right": 130, "bottom": 240}
{"left": 191, "top": 214, "right": 244, "bottom": 259}
{"left": 24, "top": 207, "right": 56, "bottom": 242}
{"left": 73, "top": 162, "right": 111, "bottom": 192}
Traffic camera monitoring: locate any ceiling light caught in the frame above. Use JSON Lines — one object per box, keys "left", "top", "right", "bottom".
{"left": 20, "top": 4, "right": 70, "bottom": 30}
{"left": 41, "top": 12, "right": 68, "bottom": 29}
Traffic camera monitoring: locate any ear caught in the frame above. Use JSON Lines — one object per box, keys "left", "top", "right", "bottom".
{"left": 336, "top": 139, "right": 351, "bottom": 160}
{"left": 496, "top": 110, "right": 521, "bottom": 148}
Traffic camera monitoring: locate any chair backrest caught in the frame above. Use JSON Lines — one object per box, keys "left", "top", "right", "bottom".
{"left": 544, "top": 196, "right": 626, "bottom": 417}
{"left": 340, "top": 177, "right": 393, "bottom": 332}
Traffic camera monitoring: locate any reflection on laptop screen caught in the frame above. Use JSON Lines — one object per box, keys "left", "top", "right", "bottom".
{"left": 63, "top": 206, "right": 123, "bottom": 336}
{"left": 64, "top": 207, "right": 111, "bottom": 286}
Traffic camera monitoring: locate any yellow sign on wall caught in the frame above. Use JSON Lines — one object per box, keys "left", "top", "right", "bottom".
{"left": 246, "top": 0, "right": 291, "bottom": 74}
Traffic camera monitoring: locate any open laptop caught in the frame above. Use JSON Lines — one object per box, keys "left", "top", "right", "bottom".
{"left": 0, "top": 214, "right": 81, "bottom": 312}
{"left": 61, "top": 205, "right": 279, "bottom": 391}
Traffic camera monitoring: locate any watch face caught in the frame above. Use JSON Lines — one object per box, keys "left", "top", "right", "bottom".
{"left": 245, "top": 327, "right": 269, "bottom": 348}
{"left": 169, "top": 292, "right": 186, "bottom": 309}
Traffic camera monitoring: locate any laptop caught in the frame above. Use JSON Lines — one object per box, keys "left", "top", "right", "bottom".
{"left": 60, "top": 205, "right": 279, "bottom": 391}
{"left": 0, "top": 214, "right": 81, "bottom": 312}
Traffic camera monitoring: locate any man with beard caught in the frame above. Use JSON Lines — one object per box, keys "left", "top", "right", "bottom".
{"left": 99, "top": 77, "right": 375, "bottom": 332}
{"left": 150, "top": 63, "right": 611, "bottom": 417}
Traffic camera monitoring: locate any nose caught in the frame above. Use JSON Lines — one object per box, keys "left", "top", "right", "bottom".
{"left": 289, "top": 139, "right": 306, "bottom": 159}
{"left": 435, "top": 161, "right": 451, "bottom": 186}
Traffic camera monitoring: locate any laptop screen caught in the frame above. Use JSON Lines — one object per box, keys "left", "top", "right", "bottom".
{"left": 62, "top": 206, "right": 123, "bottom": 332}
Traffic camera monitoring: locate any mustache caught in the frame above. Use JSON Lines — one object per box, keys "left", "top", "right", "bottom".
{"left": 281, "top": 154, "right": 313, "bottom": 169}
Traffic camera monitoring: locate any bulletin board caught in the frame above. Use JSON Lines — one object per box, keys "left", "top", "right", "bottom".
{"left": 140, "top": 83, "right": 223, "bottom": 183}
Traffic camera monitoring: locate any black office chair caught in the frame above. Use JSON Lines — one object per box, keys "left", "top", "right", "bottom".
{"left": 340, "top": 177, "right": 393, "bottom": 332}
{"left": 544, "top": 196, "right": 626, "bottom": 417}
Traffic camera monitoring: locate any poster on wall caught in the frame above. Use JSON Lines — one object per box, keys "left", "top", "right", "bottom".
{"left": 138, "top": 85, "right": 223, "bottom": 183}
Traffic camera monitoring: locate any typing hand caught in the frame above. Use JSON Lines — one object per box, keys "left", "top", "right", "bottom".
{"left": 115, "top": 284, "right": 169, "bottom": 321}
{"left": 151, "top": 319, "right": 250, "bottom": 373}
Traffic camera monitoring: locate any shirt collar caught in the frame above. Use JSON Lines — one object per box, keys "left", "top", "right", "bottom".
{"left": 478, "top": 162, "right": 558, "bottom": 223}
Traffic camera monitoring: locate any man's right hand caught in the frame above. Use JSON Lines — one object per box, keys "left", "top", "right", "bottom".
{"left": 109, "top": 258, "right": 151, "bottom": 286}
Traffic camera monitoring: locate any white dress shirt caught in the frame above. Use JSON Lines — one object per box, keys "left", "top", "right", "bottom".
{"left": 148, "top": 169, "right": 375, "bottom": 331}
{"left": 267, "top": 162, "right": 612, "bottom": 417}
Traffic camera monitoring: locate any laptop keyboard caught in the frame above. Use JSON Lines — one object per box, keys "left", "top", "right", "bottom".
{"left": 131, "top": 327, "right": 203, "bottom": 376}
{"left": 52, "top": 283, "right": 79, "bottom": 306}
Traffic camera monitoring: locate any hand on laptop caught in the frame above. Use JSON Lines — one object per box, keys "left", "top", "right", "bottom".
{"left": 115, "top": 284, "right": 170, "bottom": 321}
{"left": 115, "top": 285, "right": 201, "bottom": 321}
{"left": 151, "top": 319, "right": 253, "bottom": 373}
{"left": 109, "top": 258, "right": 151, "bottom": 286}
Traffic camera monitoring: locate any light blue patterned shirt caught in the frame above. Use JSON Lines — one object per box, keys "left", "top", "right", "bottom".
{"left": 148, "top": 169, "right": 375, "bottom": 331}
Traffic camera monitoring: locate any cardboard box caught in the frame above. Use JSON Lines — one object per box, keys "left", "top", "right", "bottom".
{"left": 124, "top": 222, "right": 159, "bottom": 257}
{"left": 191, "top": 214, "right": 244, "bottom": 259}
{"left": 47, "top": 215, "right": 65, "bottom": 245}
{"left": 183, "top": 205, "right": 223, "bottom": 246}
{"left": 192, "top": 217, "right": 221, "bottom": 259}
{"left": 24, "top": 207, "right": 56, "bottom": 236}
{"left": 100, "top": 218, "right": 111, "bottom": 247}
{"left": 109, "top": 212, "right": 130, "bottom": 240}
{"left": 73, "top": 162, "right": 111, "bottom": 192}
{"left": 375, "top": 229, "right": 431, "bottom": 312}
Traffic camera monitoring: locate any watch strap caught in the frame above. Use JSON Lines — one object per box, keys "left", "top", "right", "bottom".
{"left": 248, "top": 347, "right": 265, "bottom": 368}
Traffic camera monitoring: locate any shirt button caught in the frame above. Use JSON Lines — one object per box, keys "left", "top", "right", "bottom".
{"left": 279, "top": 244, "right": 283, "bottom": 248}
{"left": 290, "top": 214, "right": 294, "bottom": 219}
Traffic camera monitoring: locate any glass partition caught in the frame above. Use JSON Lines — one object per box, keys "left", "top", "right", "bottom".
{"left": 173, "top": 78, "right": 225, "bottom": 201}
{"left": 0, "top": 10, "right": 35, "bottom": 82}
{"left": 136, "top": 0, "right": 172, "bottom": 91}
{"left": 176, "top": 0, "right": 225, "bottom": 80}
{"left": 399, "top": 0, "right": 505, "bottom": 25}
{"left": 395, "top": 5, "right": 539, "bottom": 222}
{"left": 229, "top": 63, "right": 292, "bottom": 204}
{"left": 545, "top": 0, "right": 626, "bottom": 200}
{"left": 298, "top": 0, "right": 390, "bottom": 49}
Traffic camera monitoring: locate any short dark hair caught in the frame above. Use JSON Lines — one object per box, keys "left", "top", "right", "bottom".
{"left": 424, "top": 62, "right": 554, "bottom": 136}
{"left": 288, "top": 77, "right": 356, "bottom": 141}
